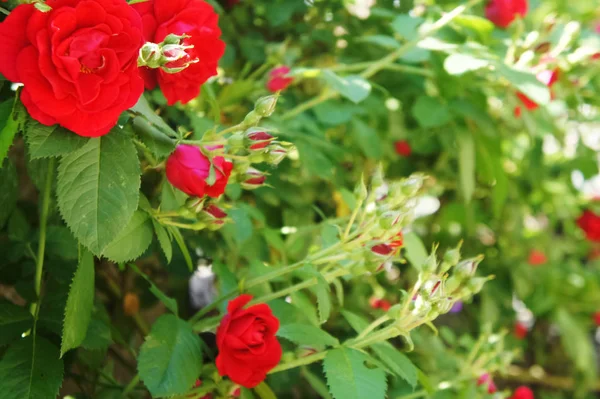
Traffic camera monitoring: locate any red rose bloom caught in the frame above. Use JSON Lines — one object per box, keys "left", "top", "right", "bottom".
{"left": 593, "top": 311, "right": 600, "bottom": 326}
{"left": 0, "top": 0, "right": 144, "bottom": 137}
{"left": 166, "top": 145, "right": 233, "bottom": 198}
{"left": 266, "top": 66, "right": 294, "bottom": 92}
{"left": 485, "top": 0, "right": 528, "bottom": 28}
{"left": 514, "top": 69, "right": 559, "bottom": 117}
{"left": 577, "top": 210, "right": 600, "bottom": 242}
{"left": 216, "top": 295, "right": 282, "bottom": 388}
{"left": 132, "top": 0, "right": 225, "bottom": 105}
{"left": 527, "top": 250, "right": 547, "bottom": 266}
{"left": 511, "top": 386, "right": 534, "bottom": 399}
{"left": 394, "top": 140, "right": 412, "bottom": 157}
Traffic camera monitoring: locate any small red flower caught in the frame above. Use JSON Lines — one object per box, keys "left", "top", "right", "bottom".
{"left": 216, "top": 295, "right": 282, "bottom": 388}
{"left": 166, "top": 145, "right": 233, "bottom": 198}
{"left": 510, "top": 386, "right": 534, "bottom": 399}
{"left": 514, "top": 69, "right": 559, "bottom": 117}
{"left": 485, "top": 0, "right": 528, "bottom": 28}
{"left": 514, "top": 322, "right": 528, "bottom": 339}
{"left": 527, "top": 250, "right": 547, "bottom": 266}
{"left": 477, "top": 373, "right": 497, "bottom": 394}
{"left": 369, "top": 297, "right": 392, "bottom": 311}
{"left": 577, "top": 210, "right": 600, "bottom": 242}
{"left": 394, "top": 140, "right": 412, "bottom": 157}
{"left": 593, "top": 311, "right": 600, "bottom": 326}
{"left": 266, "top": 66, "right": 294, "bottom": 92}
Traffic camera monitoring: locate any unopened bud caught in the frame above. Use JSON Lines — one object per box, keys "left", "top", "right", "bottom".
{"left": 201, "top": 205, "right": 227, "bottom": 230}
{"left": 138, "top": 42, "right": 162, "bottom": 68}
{"left": 421, "top": 252, "right": 438, "bottom": 274}
{"left": 246, "top": 130, "right": 274, "bottom": 150}
{"left": 228, "top": 133, "right": 244, "bottom": 150}
{"left": 441, "top": 241, "right": 462, "bottom": 272}
{"left": 138, "top": 33, "right": 198, "bottom": 74}
{"left": 243, "top": 110, "right": 262, "bottom": 127}
{"left": 267, "top": 144, "right": 289, "bottom": 165}
{"left": 185, "top": 196, "right": 206, "bottom": 214}
{"left": 454, "top": 257, "right": 483, "bottom": 280}
{"left": 254, "top": 95, "right": 278, "bottom": 117}
{"left": 466, "top": 277, "right": 489, "bottom": 295}
{"left": 241, "top": 168, "right": 267, "bottom": 190}
{"left": 355, "top": 175, "right": 368, "bottom": 202}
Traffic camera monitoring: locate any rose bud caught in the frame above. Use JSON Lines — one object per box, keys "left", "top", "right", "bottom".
{"left": 510, "top": 386, "right": 534, "bottom": 399}
{"left": 216, "top": 295, "right": 282, "bottom": 388}
{"left": 371, "top": 243, "right": 395, "bottom": 256}
{"left": 166, "top": 145, "right": 233, "bottom": 198}
{"left": 267, "top": 145, "right": 289, "bottom": 165}
{"left": 528, "top": 250, "right": 547, "bottom": 266}
{"left": 378, "top": 299, "right": 392, "bottom": 311}
{"left": 254, "top": 95, "right": 279, "bottom": 117}
{"left": 394, "top": 140, "right": 412, "bottom": 157}
{"left": 266, "top": 66, "right": 294, "bottom": 92}
{"left": 514, "top": 322, "right": 528, "bottom": 339}
{"left": 485, "top": 0, "right": 528, "bottom": 28}
{"left": 577, "top": 210, "right": 600, "bottom": 242}
{"left": 246, "top": 131, "right": 274, "bottom": 150}
{"left": 477, "top": 373, "right": 497, "bottom": 394}
{"left": 241, "top": 168, "right": 267, "bottom": 190}
{"left": 201, "top": 204, "right": 227, "bottom": 230}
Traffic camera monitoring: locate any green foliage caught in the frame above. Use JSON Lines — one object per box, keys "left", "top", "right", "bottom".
{"left": 24, "top": 120, "right": 87, "bottom": 159}
{"left": 277, "top": 323, "right": 339, "bottom": 348}
{"left": 0, "top": 336, "right": 64, "bottom": 399}
{"left": 57, "top": 130, "right": 141, "bottom": 254}
{"left": 0, "top": 301, "right": 33, "bottom": 346}
{"left": 61, "top": 249, "right": 95, "bottom": 356}
{"left": 0, "top": 96, "right": 26, "bottom": 166}
{"left": 138, "top": 314, "right": 203, "bottom": 398}
{"left": 323, "top": 347, "right": 387, "bottom": 399}
{"left": 102, "top": 210, "right": 154, "bottom": 263}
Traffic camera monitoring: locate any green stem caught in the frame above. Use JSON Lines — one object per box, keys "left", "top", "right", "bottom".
{"left": 269, "top": 352, "right": 328, "bottom": 374}
{"left": 355, "top": 315, "right": 391, "bottom": 340}
{"left": 0, "top": 6, "right": 9, "bottom": 16}
{"left": 31, "top": 158, "right": 54, "bottom": 318}
{"left": 122, "top": 374, "right": 141, "bottom": 397}
{"left": 280, "top": 0, "right": 483, "bottom": 120}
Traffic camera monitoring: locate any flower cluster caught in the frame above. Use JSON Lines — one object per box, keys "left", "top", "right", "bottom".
{"left": 0, "top": 0, "right": 224, "bottom": 136}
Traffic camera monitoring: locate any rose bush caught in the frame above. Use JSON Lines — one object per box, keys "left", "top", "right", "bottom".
{"left": 0, "top": 0, "right": 598, "bottom": 398}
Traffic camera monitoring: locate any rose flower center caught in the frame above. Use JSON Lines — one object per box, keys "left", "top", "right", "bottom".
{"left": 69, "top": 30, "right": 108, "bottom": 73}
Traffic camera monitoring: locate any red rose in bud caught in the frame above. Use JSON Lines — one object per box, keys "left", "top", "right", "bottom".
{"left": 477, "top": 373, "right": 497, "bottom": 394}
{"left": 132, "top": 0, "right": 225, "bottom": 105}
{"left": 390, "top": 232, "right": 404, "bottom": 248}
{"left": 528, "top": 250, "right": 547, "bottom": 266}
{"left": 485, "top": 0, "right": 528, "bottom": 28}
{"left": 203, "top": 205, "right": 227, "bottom": 225}
{"left": 371, "top": 243, "right": 395, "bottom": 256}
{"left": 241, "top": 168, "right": 267, "bottom": 190}
{"left": 394, "top": 140, "right": 412, "bottom": 157}
{"left": 593, "top": 311, "right": 600, "bottom": 326}
{"left": 514, "top": 69, "right": 559, "bottom": 117}
{"left": 166, "top": 145, "right": 233, "bottom": 198}
{"left": 514, "top": 322, "right": 528, "bottom": 339}
{"left": 369, "top": 297, "right": 391, "bottom": 311}
{"left": 511, "top": 386, "right": 534, "bottom": 399}
{"left": 577, "top": 210, "right": 600, "bottom": 242}
{"left": 266, "top": 66, "right": 294, "bottom": 92}
{"left": 216, "top": 295, "right": 282, "bottom": 388}
{"left": 0, "top": 0, "right": 144, "bottom": 137}
{"left": 248, "top": 131, "right": 274, "bottom": 150}
{"left": 231, "top": 387, "right": 241, "bottom": 397}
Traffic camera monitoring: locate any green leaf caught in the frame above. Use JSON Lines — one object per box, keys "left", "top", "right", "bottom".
{"left": 351, "top": 119, "right": 383, "bottom": 159}
{"left": 102, "top": 210, "right": 153, "bottom": 263}
{"left": 130, "top": 95, "right": 178, "bottom": 138}
{"left": 323, "top": 347, "right": 387, "bottom": 399}
{"left": 161, "top": 181, "right": 187, "bottom": 212}
{"left": 277, "top": 323, "right": 339, "bottom": 348}
{"left": 0, "top": 96, "right": 26, "bottom": 166}
{"left": 57, "top": 130, "right": 141, "bottom": 254}
{"left": 403, "top": 232, "right": 428, "bottom": 271}
{"left": 554, "top": 309, "right": 597, "bottom": 382}
{"left": 0, "top": 336, "right": 64, "bottom": 399}
{"left": 61, "top": 249, "right": 95, "bottom": 356}
{"left": 302, "top": 368, "right": 332, "bottom": 399}
{"left": 391, "top": 15, "right": 423, "bottom": 41}
{"left": 138, "top": 314, "right": 203, "bottom": 398}
{"left": 45, "top": 226, "right": 78, "bottom": 261}
{"left": 254, "top": 382, "right": 277, "bottom": 399}
{"left": 152, "top": 219, "right": 172, "bottom": 263}
{"left": 130, "top": 264, "right": 178, "bottom": 315}
{"left": 358, "top": 35, "right": 400, "bottom": 49}
{"left": 452, "top": 15, "right": 494, "bottom": 42}
{"left": 213, "top": 261, "right": 238, "bottom": 296}
{"left": 169, "top": 226, "right": 194, "bottom": 271}
{"left": 443, "top": 54, "right": 490, "bottom": 76}
{"left": 457, "top": 132, "right": 476, "bottom": 204}
{"left": 321, "top": 70, "right": 372, "bottom": 104}
{"left": 24, "top": 120, "right": 88, "bottom": 159}
{"left": 497, "top": 64, "right": 551, "bottom": 105}
{"left": 340, "top": 310, "right": 369, "bottom": 332}
{"left": 371, "top": 343, "right": 417, "bottom": 387}
{"left": 304, "top": 265, "right": 332, "bottom": 324}
{"left": 81, "top": 307, "right": 112, "bottom": 351}
{"left": 0, "top": 301, "right": 33, "bottom": 346}
{"left": 411, "top": 96, "right": 452, "bottom": 128}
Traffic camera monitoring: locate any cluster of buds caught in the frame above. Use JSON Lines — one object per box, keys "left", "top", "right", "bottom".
{"left": 174, "top": 197, "right": 229, "bottom": 231}
{"left": 138, "top": 34, "right": 198, "bottom": 73}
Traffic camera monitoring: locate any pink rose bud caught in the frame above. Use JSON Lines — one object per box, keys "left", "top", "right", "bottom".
{"left": 266, "top": 66, "right": 294, "bottom": 92}
{"left": 485, "top": 0, "right": 528, "bottom": 28}
{"left": 166, "top": 145, "right": 233, "bottom": 198}
{"left": 241, "top": 168, "right": 267, "bottom": 190}
{"left": 247, "top": 131, "right": 274, "bottom": 150}
{"left": 394, "top": 140, "right": 412, "bottom": 157}
{"left": 371, "top": 243, "right": 395, "bottom": 256}
{"left": 514, "top": 322, "right": 528, "bottom": 339}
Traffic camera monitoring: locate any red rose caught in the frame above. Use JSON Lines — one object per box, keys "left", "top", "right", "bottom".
{"left": 593, "top": 311, "right": 600, "bottom": 326}
{"left": 514, "top": 322, "right": 528, "bottom": 339}
{"left": 166, "top": 145, "right": 233, "bottom": 198}
{"left": 266, "top": 66, "right": 294, "bottom": 92}
{"left": 0, "top": 0, "right": 144, "bottom": 137}
{"left": 477, "top": 373, "right": 497, "bottom": 394}
{"left": 216, "top": 295, "right": 282, "bottom": 388}
{"left": 394, "top": 140, "right": 412, "bottom": 157}
{"left": 511, "top": 386, "right": 534, "bottom": 399}
{"left": 527, "top": 250, "right": 547, "bottom": 266}
{"left": 485, "top": 0, "right": 528, "bottom": 28}
{"left": 577, "top": 210, "right": 600, "bottom": 242}
{"left": 132, "top": 0, "right": 225, "bottom": 105}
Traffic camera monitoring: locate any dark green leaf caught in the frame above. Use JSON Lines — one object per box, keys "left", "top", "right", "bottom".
{"left": 152, "top": 219, "right": 173, "bottom": 263}
{"left": 102, "top": 210, "right": 153, "bottom": 263}
{"left": 321, "top": 71, "right": 372, "bottom": 104}
{"left": 24, "top": 120, "right": 88, "bottom": 159}
{"left": 371, "top": 343, "right": 417, "bottom": 387}
{"left": 277, "top": 323, "right": 339, "bottom": 348}
{"left": 0, "top": 97, "right": 26, "bottom": 166}
{"left": 412, "top": 96, "right": 452, "bottom": 128}
{"left": 0, "top": 301, "right": 32, "bottom": 346}
{"left": 130, "top": 264, "right": 178, "bottom": 315}
{"left": 391, "top": 15, "right": 423, "bottom": 41}
{"left": 457, "top": 131, "right": 475, "bottom": 204}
